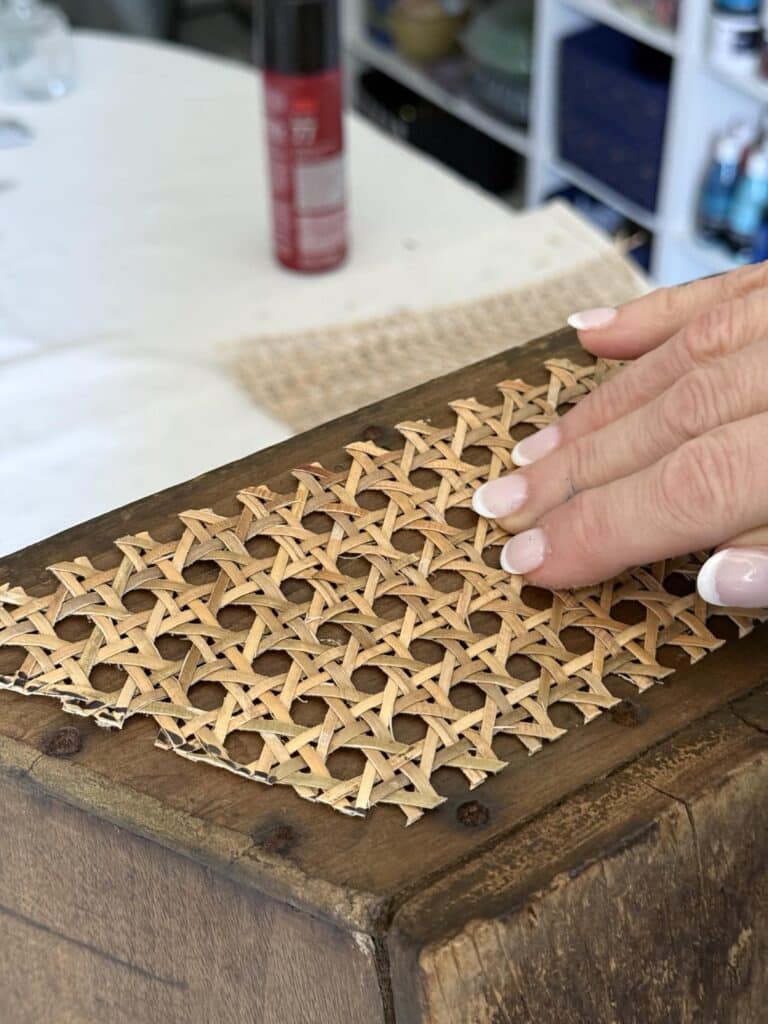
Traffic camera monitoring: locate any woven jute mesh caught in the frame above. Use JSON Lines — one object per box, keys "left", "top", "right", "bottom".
{"left": 0, "top": 358, "right": 761, "bottom": 823}
{"left": 233, "top": 251, "right": 646, "bottom": 431}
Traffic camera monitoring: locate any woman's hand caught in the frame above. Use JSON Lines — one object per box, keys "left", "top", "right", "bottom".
{"left": 472, "top": 262, "right": 768, "bottom": 608}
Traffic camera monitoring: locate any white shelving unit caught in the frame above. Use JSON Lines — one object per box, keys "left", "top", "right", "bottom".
{"left": 348, "top": 33, "right": 530, "bottom": 155}
{"left": 345, "top": 0, "right": 768, "bottom": 285}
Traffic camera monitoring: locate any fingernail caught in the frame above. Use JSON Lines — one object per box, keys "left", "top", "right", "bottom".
{"left": 697, "top": 547, "right": 768, "bottom": 608}
{"left": 473, "top": 474, "right": 528, "bottom": 519}
{"left": 512, "top": 423, "right": 561, "bottom": 467}
{"left": 500, "top": 528, "right": 549, "bottom": 576}
{"left": 567, "top": 307, "right": 617, "bottom": 331}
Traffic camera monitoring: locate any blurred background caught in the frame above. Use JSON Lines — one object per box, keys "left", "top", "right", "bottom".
{"left": 27, "top": 0, "right": 768, "bottom": 283}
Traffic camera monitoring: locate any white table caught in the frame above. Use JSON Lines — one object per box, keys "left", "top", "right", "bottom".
{"left": 1, "top": 32, "right": 618, "bottom": 557}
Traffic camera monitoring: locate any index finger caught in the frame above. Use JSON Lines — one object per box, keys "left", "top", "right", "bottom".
{"left": 569, "top": 261, "right": 768, "bottom": 360}
{"left": 513, "top": 284, "right": 768, "bottom": 468}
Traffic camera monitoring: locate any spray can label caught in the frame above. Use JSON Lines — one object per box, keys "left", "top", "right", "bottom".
{"left": 265, "top": 69, "right": 346, "bottom": 271}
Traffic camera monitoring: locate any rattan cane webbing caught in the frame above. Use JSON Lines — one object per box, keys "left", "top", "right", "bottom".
{"left": 0, "top": 359, "right": 761, "bottom": 823}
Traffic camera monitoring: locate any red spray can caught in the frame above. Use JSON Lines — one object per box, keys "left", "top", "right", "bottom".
{"left": 263, "top": 0, "right": 347, "bottom": 272}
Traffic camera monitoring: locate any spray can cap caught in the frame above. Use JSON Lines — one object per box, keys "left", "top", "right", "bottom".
{"left": 263, "top": 0, "right": 340, "bottom": 75}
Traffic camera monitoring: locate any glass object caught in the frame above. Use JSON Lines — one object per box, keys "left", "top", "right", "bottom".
{"left": 0, "top": 0, "right": 74, "bottom": 100}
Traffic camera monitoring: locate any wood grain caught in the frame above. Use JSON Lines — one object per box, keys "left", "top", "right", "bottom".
{"left": 0, "top": 771, "right": 386, "bottom": 1024}
{"left": 389, "top": 692, "right": 768, "bottom": 1024}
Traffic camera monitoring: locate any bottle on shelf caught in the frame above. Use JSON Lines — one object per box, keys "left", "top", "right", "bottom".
{"left": 713, "top": 0, "right": 759, "bottom": 11}
{"left": 699, "top": 132, "right": 742, "bottom": 242}
{"left": 726, "top": 146, "right": 768, "bottom": 257}
{"left": 729, "top": 117, "right": 760, "bottom": 170}
{"left": 709, "top": 3, "right": 761, "bottom": 77}
{"left": 750, "top": 217, "right": 768, "bottom": 261}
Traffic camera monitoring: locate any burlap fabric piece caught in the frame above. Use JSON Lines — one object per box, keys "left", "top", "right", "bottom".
{"left": 233, "top": 250, "right": 646, "bottom": 431}
{"left": 1, "top": 358, "right": 761, "bottom": 824}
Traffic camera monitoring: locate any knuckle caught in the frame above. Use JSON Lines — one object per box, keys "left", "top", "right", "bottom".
{"left": 656, "top": 434, "right": 737, "bottom": 533}
{"left": 581, "top": 370, "right": 628, "bottom": 431}
{"left": 567, "top": 435, "right": 600, "bottom": 492}
{"left": 655, "top": 285, "right": 682, "bottom": 322}
{"left": 661, "top": 369, "right": 722, "bottom": 441}
{"left": 567, "top": 492, "right": 614, "bottom": 566}
{"left": 731, "top": 259, "right": 768, "bottom": 295}
{"left": 680, "top": 302, "right": 740, "bottom": 366}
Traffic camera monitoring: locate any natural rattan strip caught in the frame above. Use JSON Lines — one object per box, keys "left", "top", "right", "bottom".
{"left": 0, "top": 359, "right": 762, "bottom": 823}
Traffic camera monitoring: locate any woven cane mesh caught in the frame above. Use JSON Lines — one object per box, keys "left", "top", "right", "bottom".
{"left": 0, "top": 359, "right": 760, "bottom": 823}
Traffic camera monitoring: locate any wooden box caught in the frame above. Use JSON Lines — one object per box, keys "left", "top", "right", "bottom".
{"left": 1, "top": 332, "right": 766, "bottom": 1024}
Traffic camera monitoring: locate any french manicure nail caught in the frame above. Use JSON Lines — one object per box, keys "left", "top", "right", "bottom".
{"left": 500, "top": 528, "right": 549, "bottom": 576}
{"left": 567, "top": 307, "right": 617, "bottom": 331}
{"left": 512, "top": 423, "right": 561, "bottom": 467}
{"left": 473, "top": 474, "right": 528, "bottom": 519}
{"left": 697, "top": 547, "right": 768, "bottom": 608}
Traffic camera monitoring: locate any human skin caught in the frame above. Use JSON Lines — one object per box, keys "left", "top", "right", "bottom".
{"left": 472, "top": 262, "right": 768, "bottom": 608}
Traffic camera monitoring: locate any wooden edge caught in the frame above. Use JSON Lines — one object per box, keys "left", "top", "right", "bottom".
{"left": 387, "top": 686, "right": 768, "bottom": 1023}
{"left": 0, "top": 731, "right": 384, "bottom": 935}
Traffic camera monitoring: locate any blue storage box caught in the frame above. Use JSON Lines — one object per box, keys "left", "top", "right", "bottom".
{"left": 558, "top": 26, "right": 671, "bottom": 212}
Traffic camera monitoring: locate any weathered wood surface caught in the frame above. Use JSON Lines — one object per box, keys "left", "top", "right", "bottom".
{"left": 1, "top": 328, "right": 766, "bottom": 1022}
{"left": 0, "top": 767, "right": 386, "bottom": 1024}
{"left": 389, "top": 690, "right": 768, "bottom": 1024}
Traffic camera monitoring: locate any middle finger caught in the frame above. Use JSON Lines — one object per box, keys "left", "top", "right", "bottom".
{"left": 474, "top": 337, "right": 768, "bottom": 533}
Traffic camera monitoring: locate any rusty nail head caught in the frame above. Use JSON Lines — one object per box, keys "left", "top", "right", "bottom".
{"left": 41, "top": 725, "right": 82, "bottom": 757}
{"left": 456, "top": 800, "right": 490, "bottom": 828}
{"left": 362, "top": 425, "right": 401, "bottom": 449}
{"left": 609, "top": 699, "right": 648, "bottom": 728}
{"left": 254, "top": 823, "right": 298, "bottom": 857}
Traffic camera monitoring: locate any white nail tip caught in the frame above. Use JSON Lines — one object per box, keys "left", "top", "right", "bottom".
{"left": 697, "top": 552, "right": 726, "bottom": 606}
{"left": 499, "top": 545, "right": 516, "bottom": 575}
{"left": 511, "top": 442, "right": 533, "bottom": 467}
{"left": 471, "top": 486, "right": 495, "bottom": 520}
{"left": 566, "top": 308, "right": 617, "bottom": 331}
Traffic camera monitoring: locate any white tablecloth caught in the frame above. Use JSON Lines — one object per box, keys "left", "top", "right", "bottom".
{"left": 1, "top": 32, "right": 618, "bottom": 557}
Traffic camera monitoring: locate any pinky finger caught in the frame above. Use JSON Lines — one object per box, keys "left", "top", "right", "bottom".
{"left": 697, "top": 530, "right": 768, "bottom": 609}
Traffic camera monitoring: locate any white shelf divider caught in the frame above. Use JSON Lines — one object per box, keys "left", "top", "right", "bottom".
{"left": 345, "top": 0, "right": 768, "bottom": 286}
{"left": 707, "top": 62, "right": 768, "bottom": 106}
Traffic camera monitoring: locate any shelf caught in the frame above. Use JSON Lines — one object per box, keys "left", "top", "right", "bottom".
{"left": 344, "top": 3, "right": 760, "bottom": 287}
{"left": 706, "top": 61, "right": 768, "bottom": 105}
{"left": 347, "top": 35, "right": 531, "bottom": 157}
{"left": 559, "top": 0, "right": 678, "bottom": 56}
{"left": 547, "top": 157, "right": 659, "bottom": 232}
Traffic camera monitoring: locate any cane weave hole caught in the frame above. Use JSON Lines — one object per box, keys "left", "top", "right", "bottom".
{"left": 0, "top": 358, "right": 765, "bottom": 823}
